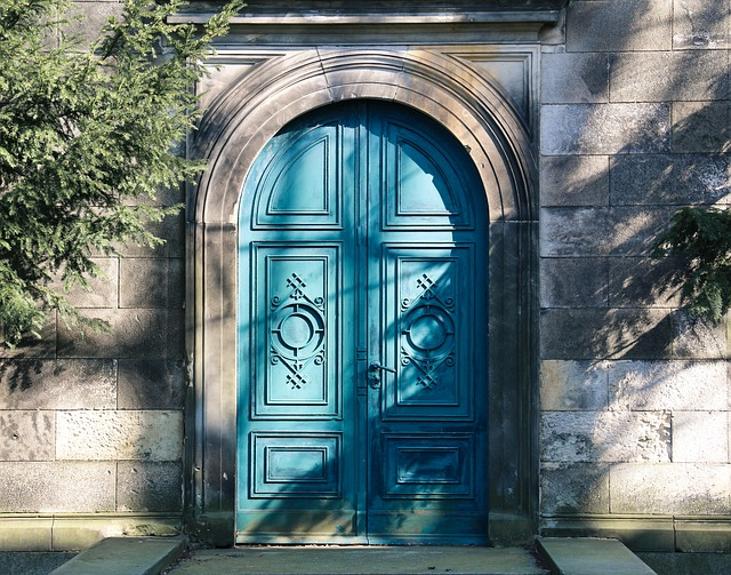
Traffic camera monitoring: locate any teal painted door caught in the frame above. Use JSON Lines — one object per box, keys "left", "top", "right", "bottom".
{"left": 237, "top": 101, "right": 488, "bottom": 544}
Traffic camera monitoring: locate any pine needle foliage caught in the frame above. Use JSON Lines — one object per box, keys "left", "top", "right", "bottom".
{"left": 653, "top": 207, "right": 731, "bottom": 324}
{"left": 0, "top": 0, "right": 242, "bottom": 347}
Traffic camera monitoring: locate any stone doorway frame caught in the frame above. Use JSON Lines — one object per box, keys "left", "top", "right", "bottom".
{"left": 187, "top": 48, "right": 538, "bottom": 546}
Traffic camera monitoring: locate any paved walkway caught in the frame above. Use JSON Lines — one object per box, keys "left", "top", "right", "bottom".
{"left": 166, "top": 546, "right": 549, "bottom": 575}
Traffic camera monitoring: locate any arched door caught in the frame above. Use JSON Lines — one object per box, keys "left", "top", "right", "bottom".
{"left": 237, "top": 101, "right": 489, "bottom": 544}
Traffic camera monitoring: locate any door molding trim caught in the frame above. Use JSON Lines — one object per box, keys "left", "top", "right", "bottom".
{"left": 187, "top": 47, "right": 539, "bottom": 546}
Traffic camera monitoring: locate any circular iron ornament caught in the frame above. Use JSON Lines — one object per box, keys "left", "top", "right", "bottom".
{"left": 402, "top": 303, "right": 454, "bottom": 358}
{"left": 271, "top": 302, "right": 325, "bottom": 358}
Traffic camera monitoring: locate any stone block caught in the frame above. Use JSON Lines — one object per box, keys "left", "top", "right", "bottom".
{"left": 118, "top": 359, "right": 186, "bottom": 409}
{"left": 116, "top": 213, "right": 185, "bottom": 257}
{"left": 539, "top": 360, "right": 609, "bottom": 410}
{"left": 117, "top": 461, "right": 183, "bottom": 512}
{"left": 0, "top": 411, "right": 54, "bottom": 461}
{"left": 610, "top": 463, "right": 731, "bottom": 514}
{"left": 567, "top": 0, "right": 672, "bottom": 52}
{"left": 540, "top": 308, "right": 674, "bottom": 360}
{"left": 541, "top": 104, "right": 671, "bottom": 155}
{"left": 0, "top": 519, "right": 53, "bottom": 551}
{"left": 640, "top": 551, "right": 731, "bottom": 573}
{"left": 607, "top": 257, "right": 681, "bottom": 308}
{"left": 540, "top": 257, "right": 609, "bottom": 308}
{"left": 610, "top": 51, "right": 730, "bottom": 102}
{"left": 607, "top": 207, "right": 675, "bottom": 256}
{"left": 541, "top": 411, "right": 671, "bottom": 463}
{"left": 540, "top": 156, "right": 610, "bottom": 207}
{"left": 0, "top": 551, "right": 75, "bottom": 572}
{"left": 608, "top": 360, "right": 728, "bottom": 411}
{"left": 540, "top": 462, "right": 610, "bottom": 514}
{"left": 52, "top": 257, "right": 118, "bottom": 309}
{"left": 56, "top": 410, "right": 182, "bottom": 461}
{"left": 673, "top": 411, "right": 728, "bottom": 463}
{"left": 0, "top": 462, "right": 115, "bottom": 512}
{"left": 673, "top": 0, "right": 731, "bottom": 49}
{"left": 0, "top": 359, "right": 116, "bottom": 410}
{"left": 673, "top": 101, "right": 731, "bottom": 152}
{"left": 64, "top": 2, "right": 124, "bottom": 49}
{"left": 0, "top": 314, "right": 56, "bottom": 359}
{"left": 120, "top": 258, "right": 183, "bottom": 309}
{"left": 541, "top": 53, "right": 609, "bottom": 104}
{"left": 57, "top": 309, "right": 184, "bottom": 359}
{"left": 540, "top": 208, "right": 611, "bottom": 256}
{"left": 675, "top": 520, "right": 731, "bottom": 553}
{"left": 610, "top": 154, "right": 730, "bottom": 205}
{"left": 672, "top": 310, "right": 728, "bottom": 359}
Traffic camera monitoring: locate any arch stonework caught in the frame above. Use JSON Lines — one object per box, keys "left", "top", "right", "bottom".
{"left": 188, "top": 48, "right": 538, "bottom": 545}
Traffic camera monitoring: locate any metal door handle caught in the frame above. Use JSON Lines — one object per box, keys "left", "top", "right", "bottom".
{"left": 368, "top": 362, "right": 397, "bottom": 388}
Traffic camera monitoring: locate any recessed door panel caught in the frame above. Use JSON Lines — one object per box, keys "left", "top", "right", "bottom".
{"left": 238, "top": 101, "right": 488, "bottom": 544}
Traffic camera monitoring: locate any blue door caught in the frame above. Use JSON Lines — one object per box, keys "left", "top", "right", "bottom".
{"left": 237, "top": 101, "right": 488, "bottom": 544}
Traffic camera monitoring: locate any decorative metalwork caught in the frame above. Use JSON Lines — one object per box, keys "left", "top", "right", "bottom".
{"left": 400, "top": 273, "right": 455, "bottom": 390}
{"left": 270, "top": 273, "right": 326, "bottom": 389}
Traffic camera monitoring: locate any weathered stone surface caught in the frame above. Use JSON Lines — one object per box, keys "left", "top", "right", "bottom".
{"left": 607, "top": 207, "right": 675, "bottom": 256}
{"left": 540, "top": 258, "right": 608, "bottom": 307}
{"left": 540, "top": 463, "right": 610, "bottom": 514}
{"left": 540, "top": 309, "right": 674, "bottom": 360}
{"left": 608, "top": 360, "right": 728, "bottom": 411}
{"left": 672, "top": 101, "right": 731, "bottom": 152}
{"left": 567, "top": 0, "right": 672, "bottom": 52}
{"left": 610, "top": 51, "right": 730, "bottom": 102}
{"left": 65, "top": 2, "right": 125, "bottom": 48}
{"left": 0, "top": 411, "right": 54, "bottom": 461}
{"left": 116, "top": 213, "right": 185, "bottom": 257}
{"left": 56, "top": 411, "right": 182, "bottom": 461}
{"left": 53, "top": 258, "right": 118, "bottom": 309}
{"left": 607, "top": 257, "right": 681, "bottom": 308}
{"left": 117, "top": 461, "right": 183, "bottom": 512}
{"left": 57, "top": 309, "right": 184, "bottom": 359}
{"left": 540, "top": 208, "right": 611, "bottom": 256}
{"left": 673, "top": 0, "right": 731, "bottom": 49}
{"left": 541, "top": 411, "right": 671, "bottom": 463}
{"left": 0, "top": 462, "right": 115, "bottom": 512}
{"left": 610, "top": 463, "right": 731, "bottom": 514}
{"left": 610, "top": 154, "right": 730, "bottom": 205}
{"left": 538, "top": 538, "right": 656, "bottom": 575}
{"left": 0, "top": 359, "right": 116, "bottom": 410}
{"left": 539, "top": 360, "right": 609, "bottom": 410}
{"left": 541, "top": 104, "right": 671, "bottom": 155}
{"left": 0, "top": 518, "right": 53, "bottom": 551}
{"left": 118, "top": 359, "right": 186, "bottom": 409}
{"left": 0, "top": 551, "right": 76, "bottom": 572}
{"left": 540, "top": 156, "right": 610, "bottom": 207}
{"left": 0, "top": 315, "right": 56, "bottom": 359}
{"left": 639, "top": 551, "right": 731, "bottom": 574}
{"left": 541, "top": 53, "right": 609, "bottom": 104}
{"left": 675, "top": 520, "right": 731, "bottom": 553}
{"left": 120, "top": 258, "right": 184, "bottom": 309}
{"left": 672, "top": 411, "right": 728, "bottom": 463}
{"left": 672, "top": 311, "right": 728, "bottom": 359}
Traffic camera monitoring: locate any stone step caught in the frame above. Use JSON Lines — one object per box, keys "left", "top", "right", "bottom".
{"left": 49, "top": 536, "right": 186, "bottom": 575}
{"left": 537, "top": 537, "right": 657, "bottom": 575}
{"left": 167, "top": 546, "right": 550, "bottom": 575}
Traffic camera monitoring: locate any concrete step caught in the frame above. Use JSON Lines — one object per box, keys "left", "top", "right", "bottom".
{"left": 167, "top": 546, "right": 550, "bottom": 575}
{"left": 537, "top": 538, "right": 657, "bottom": 575}
{"left": 49, "top": 536, "right": 186, "bottom": 575}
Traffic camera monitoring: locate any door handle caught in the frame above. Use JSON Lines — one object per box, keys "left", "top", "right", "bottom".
{"left": 368, "top": 362, "right": 397, "bottom": 388}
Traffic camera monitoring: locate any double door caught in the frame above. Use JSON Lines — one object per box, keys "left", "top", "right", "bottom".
{"left": 237, "top": 101, "right": 488, "bottom": 543}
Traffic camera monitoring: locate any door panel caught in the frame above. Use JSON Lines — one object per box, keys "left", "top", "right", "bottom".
{"left": 238, "top": 101, "right": 488, "bottom": 544}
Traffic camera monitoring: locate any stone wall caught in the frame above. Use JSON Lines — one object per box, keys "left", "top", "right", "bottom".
{"left": 0, "top": 0, "right": 185, "bottom": 528}
{"left": 539, "top": 0, "right": 730, "bottom": 548}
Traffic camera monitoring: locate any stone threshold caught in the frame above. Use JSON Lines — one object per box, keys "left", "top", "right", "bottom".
{"left": 537, "top": 538, "right": 657, "bottom": 575}
{"left": 50, "top": 536, "right": 186, "bottom": 575}
{"left": 0, "top": 513, "right": 182, "bottom": 551}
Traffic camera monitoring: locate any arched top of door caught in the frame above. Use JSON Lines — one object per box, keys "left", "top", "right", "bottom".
{"left": 193, "top": 48, "right": 537, "bottom": 225}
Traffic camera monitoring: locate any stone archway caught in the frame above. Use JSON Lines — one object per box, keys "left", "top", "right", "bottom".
{"left": 188, "top": 48, "right": 537, "bottom": 545}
